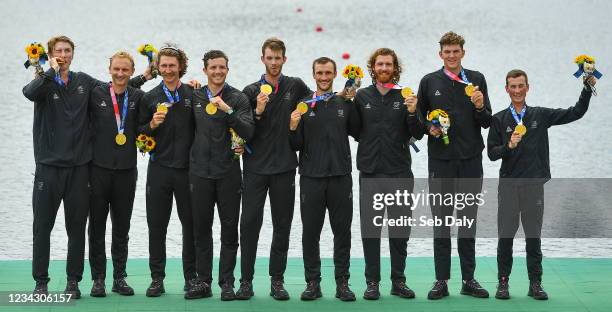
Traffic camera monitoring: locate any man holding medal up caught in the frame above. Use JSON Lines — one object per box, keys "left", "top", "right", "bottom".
{"left": 87, "top": 51, "right": 145, "bottom": 297}
{"left": 237, "top": 37, "right": 311, "bottom": 300}
{"left": 23, "top": 35, "right": 150, "bottom": 298}
{"left": 138, "top": 45, "right": 197, "bottom": 297}
{"left": 185, "top": 50, "right": 254, "bottom": 301}
{"left": 288, "top": 57, "right": 360, "bottom": 301}
{"left": 355, "top": 48, "right": 422, "bottom": 300}
{"left": 416, "top": 31, "right": 492, "bottom": 300}
{"left": 488, "top": 69, "right": 596, "bottom": 300}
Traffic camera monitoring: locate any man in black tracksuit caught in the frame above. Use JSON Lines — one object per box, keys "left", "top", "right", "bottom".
{"left": 87, "top": 52, "right": 147, "bottom": 298}
{"left": 22, "top": 36, "right": 148, "bottom": 298}
{"left": 237, "top": 38, "right": 310, "bottom": 300}
{"left": 356, "top": 48, "right": 423, "bottom": 300}
{"left": 488, "top": 69, "right": 596, "bottom": 300}
{"left": 417, "top": 32, "right": 491, "bottom": 299}
{"left": 138, "top": 46, "right": 196, "bottom": 297}
{"left": 288, "top": 57, "right": 360, "bottom": 302}
{"left": 185, "top": 50, "right": 254, "bottom": 301}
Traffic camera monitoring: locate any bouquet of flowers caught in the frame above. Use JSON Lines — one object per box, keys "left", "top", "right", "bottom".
{"left": 136, "top": 134, "right": 156, "bottom": 155}
{"left": 342, "top": 64, "right": 364, "bottom": 92}
{"left": 427, "top": 109, "right": 451, "bottom": 145}
{"left": 573, "top": 54, "right": 602, "bottom": 95}
{"left": 24, "top": 43, "right": 48, "bottom": 76}
{"left": 229, "top": 128, "right": 248, "bottom": 160}
{"left": 137, "top": 43, "right": 159, "bottom": 78}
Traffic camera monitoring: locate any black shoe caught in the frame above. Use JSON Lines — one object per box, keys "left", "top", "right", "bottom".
{"left": 33, "top": 281, "right": 48, "bottom": 296}
{"left": 528, "top": 281, "right": 548, "bottom": 300}
{"left": 90, "top": 279, "right": 106, "bottom": 297}
{"left": 300, "top": 281, "right": 322, "bottom": 301}
{"left": 391, "top": 280, "right": 415, "bottom": 298}
{"left": 184, "top": 278, "right": 197, "bottom": 292}
{"left": 495, "top": 277, "right": 510, "bottom": 300}
{"left": 461, "top": 279, "right": 489, "bottom": 298}
{"left": 220, "top": 282, "right": 236, "bottom": 301}
{"left": 427, "top": 280, "right": 449, "bottom": 300}
{"left": 146, "top": 279, "right": 165, "bottom": 297}
{"left": 235, "top": 281, "right": 254, "bottom": 300}
{"left": 112, "top": 278, "right": 134, "bottom": 296}
{"left": 64, "top": 280, "right": 81, "bottom": 299}
{"left": 184, "top": 280, "right": 212, "bottom": 300}
{"left": 363, "top": 281, "right": 380, "bottom": 300}
{"left": 270, "top": 280, "right": 290, "bottom": 300}
{"left": 335, "top": 278, "right": 356, "bottom": 301}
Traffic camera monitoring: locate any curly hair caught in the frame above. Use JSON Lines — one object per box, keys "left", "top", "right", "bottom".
{"left": 156, "top": 44, "right": 188, "bottom": 78}
{"left": 439, "top": 31, "right": 465, "bottom": 49}
{"left": 367, "top": 48, "right": 402, "bottom": 84}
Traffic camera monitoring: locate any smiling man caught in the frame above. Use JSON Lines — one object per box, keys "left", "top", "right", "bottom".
{"left": 417, "top": 31, "right": 492, "bottom": 300}
{"left": 237, "top": 37, "right": 311, "bottom": 300}
{"left": 488, "top": 69, "right": 596, "bottom": 300}
{"left": 22, "top": 35, "right": 150, "bottom": 298}
{"left": 288, "top": 57, "right": 360, "bottom": 301}
{"left": 185, "top": 50, "right": 254, "bottom": 301}
{"left": 355, "top": 48, "right": 422, "bottom": 300}
{"left": 87, "top": 51, "right": 145, "bottom": 298}
{"left": 137, "top": 45, "right": 197, "bottom": 298}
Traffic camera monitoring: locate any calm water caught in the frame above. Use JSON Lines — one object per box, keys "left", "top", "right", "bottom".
{"left": 1, "top": 0, "right": 611, "bottom": 260}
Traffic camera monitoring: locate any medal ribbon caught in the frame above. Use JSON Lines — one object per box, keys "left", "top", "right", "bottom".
{"left": 54, "top": 71, "right": 71, "bottom": 87}
{"left": 110, "top": 84, "right": 129, "bottom": 135}
{"left": 303, "top": 92, "right": 334, "bottom": 108}
{"left": 509, "top": 104, "right": 526, "bottom": 125}
{"left": 376, "top": 82, "right": 403, "bottom": 89}
{"left": 162, "top": 81, "right": 181, "bottom": 103}
{"left": 443, "top": 68, "right": 470, "bottom": 85}
{"left": 260, "top": 74, "right": 282, "bottom": 95}
{"left": 205, "top": 84, "right": 225, "bottom": 101}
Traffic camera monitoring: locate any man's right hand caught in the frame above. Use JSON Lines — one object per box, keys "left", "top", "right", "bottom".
{"left": 508, "top": 132, "right": 522, "bottom": 149}
{"left": 50, "top": 57, "right": 62, "bottom": 72}
{"left": 429, "top": 125, "right": 442, "bottom": 137}
{"left": 289, "top": 109, "right": 301, "bottom": 131}
{"left": 149, "top": 111, "right": 167, "bottom": 129}
{"left": 255, "top": 92, "right": 269, "bottom": 115}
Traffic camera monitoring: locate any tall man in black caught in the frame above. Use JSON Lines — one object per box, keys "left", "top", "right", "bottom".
{"left": 23, "top": 35, "right": 148, "bottom": 298}
{"left": 488, "top": 70, "right": 596, "bottom": 300}
{"left": 88, "top": 51, "right": 145, "bottom": 297}
{"left": 288, "top": 57, "right": 360, "bottom": 302}
{"left": 417, "top": 31, "right": 491, "bottom": 300}
{"left": 237, "top": 37, "right": 310, "bottom": 300}
{"left": 185, "top": 50, "right": 254, "bottom": 301}
{"left": 355, "top": 48, "right": 422, "bottom": 300}
{"left": 138, "top": 46, "right": 197, "bottom": 297}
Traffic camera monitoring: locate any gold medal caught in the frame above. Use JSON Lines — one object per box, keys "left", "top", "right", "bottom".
{"left": 260, "top": 84, "right": 273, "bottom": 95}
{"left": 296, "top": 102, "right": 308, "bottom": 115}
{"left": 515, "top": 124, "right": 527, "bottom": 136}
{"left": 401, "top": 87, "right": 413, "bottom": 98}
{"left": 156, "top": 103, "right": 168, "bottom": 113}
{"left": 465, "top": 83, "right": 475, "bottom": 97}
{"left": 206, "top": 103, "right": 218, "bottom": 115}
{"left": 115, "top": 133, "right": 127, "bottom": 146}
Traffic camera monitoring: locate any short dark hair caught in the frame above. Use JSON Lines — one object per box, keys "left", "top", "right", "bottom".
{"left": 506, "top": 69, "right": 529, "bottom": 86}
{"left": 202, "top": 50, "right": 229, "bottom": 69}
{"left": 439, "top": 31, "right": 465, "bottom": 49}
{"left": 367, "top": 48, "right": 402, "bottom": 84}
{"left": 156, "top": 44, "right": 188, "bottom": 78}
{"left": 312, "top": 57, "right": 336, "bottom": 73}
{"left": 261, "top": 37, "right": 286, "bottom": 57}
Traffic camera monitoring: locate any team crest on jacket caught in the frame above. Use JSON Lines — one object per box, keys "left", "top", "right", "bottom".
{"left": 393, "top": 102, "right": 401, "bottom": 109}
{"left": 77, "top": 85, "right": 85, "bottom": 94}
{"left": 338, "top": 109, "right": 344, "bottom": 117}
{"left": 284, "top": 92, "right": 291, "bottom": 101}
{"left": 531, "top": 121, "right": 538, "bottom": 129}
{"left": 184, "top": 99, "right": 191, "bottom": 108}
{"left": 129, "top": 101, "right": 136, "bottom": 109}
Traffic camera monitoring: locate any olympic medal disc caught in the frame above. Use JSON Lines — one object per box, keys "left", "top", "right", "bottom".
{"left": 465, "top": 83, "right": 476, "bottom": 97}
{"left": 206, "top": 103, "right": 217, "bottom": 115}
{"left": 515, "top": 124, "right": 527, "bottom": 136}
{"left": 115, "top": 133, "right": 127, "bottom": 146}
{"left": 401, "top": 87, "right": 413, "bottom": 98}
{"left": 297, "top": 102, "right": 308, "bottom": 114}
{"left": 156, "top": 103, "right": 168, "bottom": 113}
{"left": 260, "top": 84, "right": 273, "bottom": 95}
